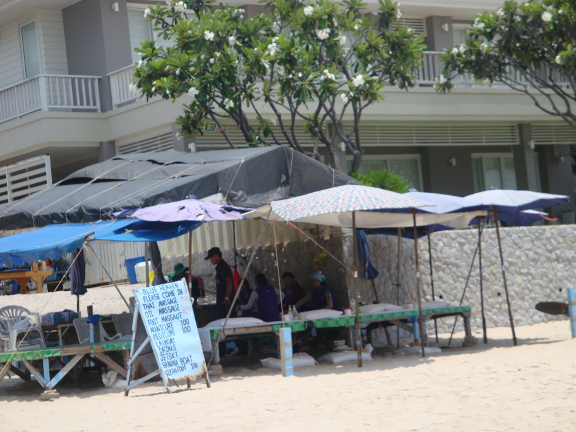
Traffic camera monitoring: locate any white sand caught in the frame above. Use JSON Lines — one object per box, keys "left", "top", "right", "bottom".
{"left": 1, "top": 288, "right": 575, "bottom": 431}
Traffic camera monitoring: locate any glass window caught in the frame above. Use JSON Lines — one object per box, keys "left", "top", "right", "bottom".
{"left": 472, "top": 155, "right": 517, "bottom": 191}
{"left": 389, "top": 159, "right": 421, "bottom": 190}
{"left": 128, "top": 10, "right": 153, "bottom": 63}
{"left": 357, "top": 159, "right": 388, "bottom": 175}
{"left": 21, "top": 22, "right": 40, "bottom": 79}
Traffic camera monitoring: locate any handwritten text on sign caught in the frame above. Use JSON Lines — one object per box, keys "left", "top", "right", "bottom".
{"left": 134, "top": 280, "right": 205, "bottom": 380}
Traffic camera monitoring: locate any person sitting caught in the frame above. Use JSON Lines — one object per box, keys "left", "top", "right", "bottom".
{"left": 169, "top": 263, "right": 204, "bottom": 304}
{"left": 281, "top": 272, "right": 305, "bottom": 309}
{"left": 236, "top": 273, "right": 280, "bottom": 322}
{"left": 294, "top": 273, "right": 338, "bottom": 311}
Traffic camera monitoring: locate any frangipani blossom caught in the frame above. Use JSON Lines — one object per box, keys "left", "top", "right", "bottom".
{"left": 204, "top": 30, "right": 215, "bottom": 41}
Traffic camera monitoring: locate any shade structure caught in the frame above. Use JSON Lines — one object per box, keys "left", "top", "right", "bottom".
{"left": 403, "top": 191, "right": 482, "bottom": 214}
{"left": 465, "top": 189, "right": 569, "bottom": 212}
{"left": 116, "top": 197, "right": 251, "bottom": 222}
{"left": 0, "top": 219, "right": 202, "bottom": 268}
{"left": 270, "top": 185, "right": 431, "bottom": 222}
{"left": 0, "top": 147, "right": 358, "bottom": 230}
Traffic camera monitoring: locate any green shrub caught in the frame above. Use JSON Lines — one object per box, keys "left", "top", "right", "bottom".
{"left": 352, "top": 170, "right": 410, "bottom": 193}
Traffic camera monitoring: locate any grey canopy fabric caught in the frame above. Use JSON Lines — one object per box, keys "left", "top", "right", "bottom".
{"left": 0, "top": 147, "right": 357, "bottom": 230}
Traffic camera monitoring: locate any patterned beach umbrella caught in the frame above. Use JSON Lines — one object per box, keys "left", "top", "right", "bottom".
{"left": 271, "top": 185, "right": 432, "bottom": 222}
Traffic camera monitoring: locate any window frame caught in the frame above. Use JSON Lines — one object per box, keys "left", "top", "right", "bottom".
{"left": 471, "top": 152, "right": 517, "bottom": 191}
{"left": 346, "top": 154, "right": 423, "bottom": 191}
{"left": 19, "top": 19, "right": 42, "bottom": 80}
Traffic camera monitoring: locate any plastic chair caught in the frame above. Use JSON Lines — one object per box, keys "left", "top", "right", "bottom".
{"left": 73, "top": 317, "right": 120, "bottom": 344}
{"left": 0, "top": 306, "right": 45, "bottom": 352}
{"left": 111, "top": 313, "right": 133, "bottom": 337}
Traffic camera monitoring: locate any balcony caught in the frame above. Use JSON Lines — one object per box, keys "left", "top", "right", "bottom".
{"left": 109, "top": 65, "right": 140, "bottom": 108}
{"left": 0, "top": 75, "right": 101, "bottom": 125}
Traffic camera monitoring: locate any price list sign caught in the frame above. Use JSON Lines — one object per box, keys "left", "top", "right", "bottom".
{"left": 134, "top": 280, "right": 205, "bottom": 381}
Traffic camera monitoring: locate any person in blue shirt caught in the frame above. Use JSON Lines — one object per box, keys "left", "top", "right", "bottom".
{"left": 294, "top": 273, "right": 338, "bottom": 311}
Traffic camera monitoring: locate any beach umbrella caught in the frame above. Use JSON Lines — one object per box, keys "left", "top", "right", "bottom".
{"left": 69, "top": 247, "right": 86, "bottom": 312}
{"left": 464, "top": 189, "right": 570, "bottom": 346}
{"left": 270, "top": 184, "right": 434, "bottom": 361}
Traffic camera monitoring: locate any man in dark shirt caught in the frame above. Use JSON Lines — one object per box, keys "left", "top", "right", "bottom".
{"left": 205, "top": 247, "right": 234, "bottom": 319}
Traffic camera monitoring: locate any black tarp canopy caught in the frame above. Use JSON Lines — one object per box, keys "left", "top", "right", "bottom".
{"left": 0, "top": 147, "right": 357, "bottom": 230}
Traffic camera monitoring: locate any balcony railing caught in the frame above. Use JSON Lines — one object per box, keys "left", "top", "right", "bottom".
{"left": 109, "top": 65, "right": 140, "bottom": 108}
{"left": 0, "top": 75, "right": 101, "bottom": 125}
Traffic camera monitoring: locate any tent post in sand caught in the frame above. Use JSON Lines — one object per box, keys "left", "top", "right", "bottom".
{"left": 478, "top": 217, "right": 488, "bottom": 344}
{"left": 426, "top": 231, "right": 439, "bottom": 343}
{"left": 493, "top": 206, "right": 518, "bottom": 346}
{"left": 352, "top": 212, "right": 362, "bottom": 367}
{"left": 412, "top": 209, "right": 426, "bottom": 358}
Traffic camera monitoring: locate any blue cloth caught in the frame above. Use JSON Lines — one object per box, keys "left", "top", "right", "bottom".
{"left": 86, "top": 314, "right": 101, "bottom": 325}
{"left": 0, "top": 219, "right": 202, "bottom": 267}
{"left": 356, "top": 230, "right": 379, "bottom": 280}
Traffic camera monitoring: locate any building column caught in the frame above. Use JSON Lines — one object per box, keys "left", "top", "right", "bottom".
{"left": 513, "top": 124, "right": 539, "bottom": 191}
{"left": 538, "top": 145, "right": 575, "bottom": 219}
{"left": 424, "top": 16, "right": 453, "bottom": 51}
{"left": 98, "top": 141, "right": 116, "bottom": 161}
{"left": 172, "top": 123, "right": 195, "bottom": 152}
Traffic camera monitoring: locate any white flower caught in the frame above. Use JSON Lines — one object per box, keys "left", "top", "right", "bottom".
{"left": 143, "top": 7, "right": 152, "bottom": 18}
{"left": 514, "top": 15, "right": 521, "bottom": 22}
{"left": 451, "top": 47, "right": 459, "bottom": 55}
{"left": 204, "top": 30, "right": 215, "bottom": 41}
{"left": 352, "top": 74, "right": 365, "bottom": 87}
{"left": 209, "top": 58, "right": 215, "bottom": 64}
{"left": 340, "top": 35, "right": 347, "bottom": 45}
{"left": 298, "top": 72, "right": 303, "bottom": 78}
{"left": 228, "top": 36, "right": 236, "bottom": 46}
{"left": 323, "top": 69, "right": 336, "bottom": 81}
{"left": 340, "top": 93, "right": 349, "bottom": 102}
{"left": 188, "top": 87, "right": 199, "bottom": 97}
{"left": 396, "top": 9, "right": 402, "bottom": 19}
{"left": 480, "top": 42, "right": 488, "bottom": 52}
{"left": 267, "top": 42, "right": 279, "bottom": 56}
{"left": 436, "top": 74, "right": 448, "bottom": 84}
{"left": 303, "top": 6, "right": 314, "bottom": 16}
{"left": 173, "top": 1, "right": 186, "bottom": 13}
{"left": 555, "top": 55, "right": 562, "bottom": 64}
{"left": 354, "top": 24, "right": 359, "bottom": 30}
{"left": 459, "top": 44, "right": 467, "bottom": 54}
{"left": 497, "top": 8, "right": 505, "bottom": 18}
{"left": 137, "top": 59, "right": 143, "bottom": 67}
{"left": 224, "top": 98, "right": 234, "bottom": 108}
{"left": 559, "top": 9, "right": 563, "bottom": 14}
{"left": 151, "top": 86, "right": 156, "bottom": 92}
{"left": 129, "top": 83, "right": 138, "bottom": 92}
{"left": 541, "top": 11, "right": 552, "bottom": 22}
{"left": 287, "top": 74, "right": 293, "bottom": 79}
{"left": 233, "top": 8, "right": 245, "bottom": 16}
{"left": 315, "top": 28, "right": 331, "bottom": 40}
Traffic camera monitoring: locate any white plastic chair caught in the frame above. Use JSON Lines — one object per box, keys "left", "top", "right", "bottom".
{"left": 0, "top": 306, "right": 45, "bottom": 352}
{"left": 111, "top": 313, "right": 133, "bottom": 337}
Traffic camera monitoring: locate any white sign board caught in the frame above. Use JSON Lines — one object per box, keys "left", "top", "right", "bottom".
{"left": 134, "top": 280, "right": 205, "bottom": 381}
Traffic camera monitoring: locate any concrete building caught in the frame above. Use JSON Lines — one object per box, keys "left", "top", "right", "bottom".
{"left": 0, "top": 0, "right": 575, "bottom": 219}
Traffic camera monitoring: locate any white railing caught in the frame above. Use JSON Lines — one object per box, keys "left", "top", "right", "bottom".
{"left": 108, "top": 65, "right": 141, "bottom": 108}
{"left": 0, "top": 75, "right": 101, "bottom": 125}
{"left": 418, "top": 51, "right": 570, "bottom": 89}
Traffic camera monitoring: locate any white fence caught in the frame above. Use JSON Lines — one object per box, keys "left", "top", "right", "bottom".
{"left": 84, "top": 241, "right": 145, "bottom": 286}
{"left": 0, "top": 75, "right": 101, "bottom": 124}
{"left": 108, "top": 65, "right": 140, "bottom": 108}
{"left": 0, "top": 155, "right": 52, "bottom": 206}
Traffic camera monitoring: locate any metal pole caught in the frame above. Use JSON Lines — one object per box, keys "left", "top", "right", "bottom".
{"left": 478, "top": 217, "right": 487, "bottom": 344}
{"left": 188, "top": 231, "right": 193, "bottom": 298}
{"left": 232, "top": 220, "right": 238, "bottom": 269}
{"left": 493, "top": 206, "right": 517, "bottom": 346}
{"left": 352, "top": 212, "right": 362, "bottom": 367}
{"left": 412, "top": 208, "right": 426, "bottom": 358}
{"left": 86, "top": 242, "right": 131, "bottom": 312}
{"left": 145, "top": 243, "right": 150, "bottom": 288}
{"left": 396, "top": 228, "right": 402, "bottom": 348}
{"left": 427, "top": 231, "right": 438, "bottom": 343}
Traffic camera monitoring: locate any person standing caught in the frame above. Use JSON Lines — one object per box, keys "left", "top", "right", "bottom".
{"left": 205, "top": 247, "right": 234, "bottom": 319}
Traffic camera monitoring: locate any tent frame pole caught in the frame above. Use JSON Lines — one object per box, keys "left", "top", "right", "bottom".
{"left": 86, "top": 242, "right": 131, "bottom": 312}
{"left": 188, "top": 231, "right": 194, "bottom": 298}
{"left": 145, "top": 243, "right": 150, "bottom": 288}
{"left": 427, "top": 231, "right": 438, "bottom": 343}
{"left": 412, "top": 209, "right": 426, "bottom": 358}
{"left": 352, "top": 212, "right": 362, "bottom": 367}
{"left": 478, "top": 216, "right": 488, "bottom": 344}
{"left": 493, "top": 206, "right": 517, "bottom": 346}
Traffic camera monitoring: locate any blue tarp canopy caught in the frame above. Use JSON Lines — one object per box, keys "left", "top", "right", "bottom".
{"left": 0, "top": 219, "right": 202, "bottom": 267}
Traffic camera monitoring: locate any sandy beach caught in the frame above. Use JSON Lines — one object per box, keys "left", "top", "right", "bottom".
{"left": 0, "top": 284, "right": 574, "bottom": 432}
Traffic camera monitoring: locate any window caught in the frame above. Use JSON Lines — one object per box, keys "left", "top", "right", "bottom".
{"left": 21, "top": 21, "right": 41, "bottom": 79}
{"left": 127, "top": 9, "right": 176, "bottom": 64}
{"left": 349, "top": 155, "right": 423, "bottom": 190}
{"left": 452, "top": 24, "right": 469, "bottom": 47}
{"left": 472, "top": 154, "right": 517, "bottom": 191}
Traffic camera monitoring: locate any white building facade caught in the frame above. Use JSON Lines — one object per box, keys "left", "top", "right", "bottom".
{"left": 0, "top": 0, "right": 575, "bottom": 219}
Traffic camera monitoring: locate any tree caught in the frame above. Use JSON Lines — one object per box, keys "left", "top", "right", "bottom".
{"left": 352, "top": 169, "right": 410, "bottom": 192}
{"left": 435, "top": 0, "right": 576, "bottom": 129}
{"left": 132, "top": 0, "right": 425, "bottom": 173}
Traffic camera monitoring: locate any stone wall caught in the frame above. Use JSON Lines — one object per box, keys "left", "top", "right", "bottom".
{"left": 344, "top": 225, "right": 574, "bottom": 333}
{"left": 162, "top": 237, "right": 350, "bottom": 311}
